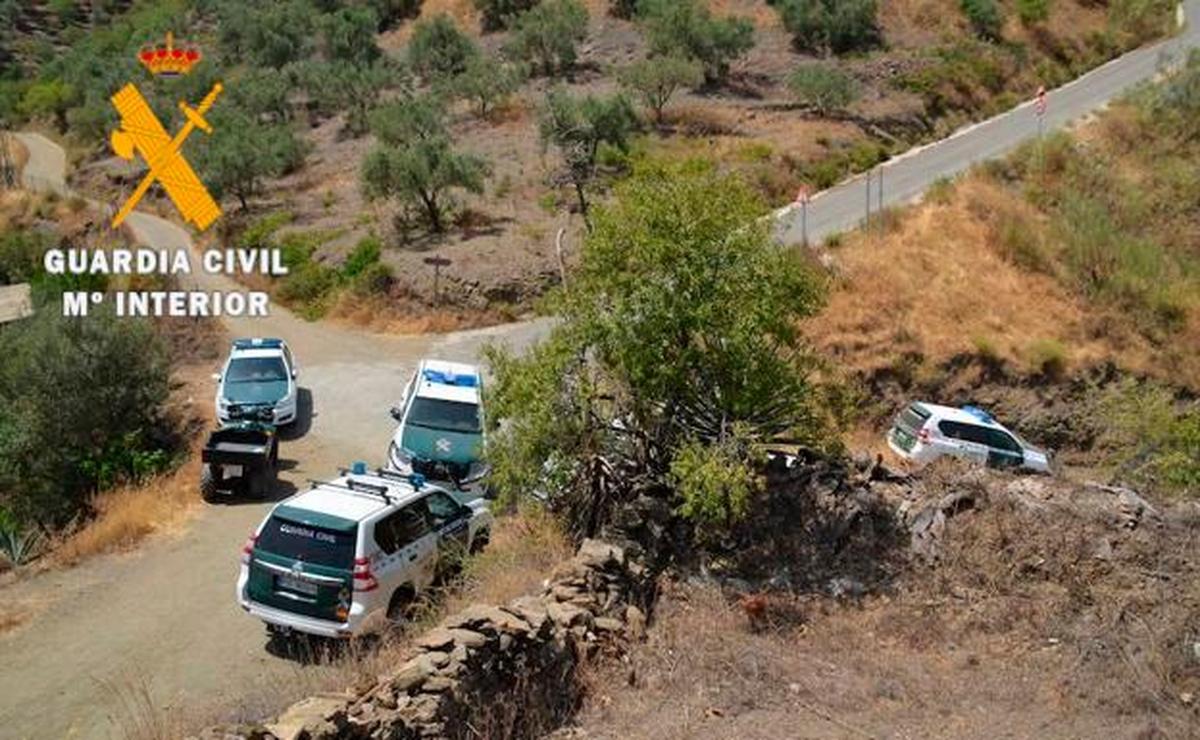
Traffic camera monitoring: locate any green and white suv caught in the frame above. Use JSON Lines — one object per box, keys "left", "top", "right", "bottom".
{"left": 236, "top": 466, "right": 492, "bottom": 639}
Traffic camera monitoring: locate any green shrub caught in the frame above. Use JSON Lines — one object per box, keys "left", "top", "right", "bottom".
{"left": 239, "top": 212, "right": 295, "bottom": 251}
{"left": 408, "top": 13, "right": 479, "bottom": 79}
{"left": 786, "top": 64, "right": 859, "bottom": 115}
{"left": 349, "top": 261, "right": 394, "bottom": 297}
{"left": 1025, "top": 338, "right": 1067, "bottom": 378}
{"left": 342, "top": 236, "right": 382, "bottom": 278}
{"left": 961, "top": 0, "right": 1004, "bottom": 41}
{"left": 0, "top": 308, "right": 174, "bottom": 527}
{"left": 503, "top": 0, "right": 589, "bottom": 77}
{"left": 366, "top": 0, "right": 424, "bottom": 30}
{"left": 1017, "top": 0, "right": 1051, "bottom": 25}
{"left": 636, "top": 0, "right": 755, "bottom": 84}
{"left": 775, "top": 0, "right": 880, "bottom": 55}
{"left": 484, "top": 164, "right": 827, "bottom": 537}
{"left": 1101, "top": 383, "right": 1200, "bottom": 497}
{"left": 617, "top": 55, "right": 704, "bottom": 123}
{"left": 473, "top": 0, "right": 538, "bottom": 31}
{"left": 451, "top": 56, "right": 525, "bottom": 118}
{"left": 0, "top": 509, "right": 41, "bottom": 566}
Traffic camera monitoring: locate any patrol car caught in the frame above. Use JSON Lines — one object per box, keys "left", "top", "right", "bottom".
{"left": 237, "top": 465, "right": 492, "bottom": 639}
{"left": 387, "top": 360, "right": 488, "bottom": 487}
{"left": 214, "top": 338, "right": 299, "bottom": 426}
{"left": 887, "top": 402, "right": 1052, "bottom": 473}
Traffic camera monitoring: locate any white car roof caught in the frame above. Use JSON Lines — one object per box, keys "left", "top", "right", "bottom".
{"left": 414, "top": 359, "right": 481, "bottom": 404}
{"left": 915, "top": 402, "right": 1006, "bottom": 429}
{"left": 280, "top": 472, "right": 435, "bottom": 523}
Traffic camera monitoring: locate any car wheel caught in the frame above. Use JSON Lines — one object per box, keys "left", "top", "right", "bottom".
{"left": 200, "top": 465, "right": 218, "bottom": 502}
{"left": 386, "top": 587, "right": 416, "bottom": 624}
{"left": 470, "top": 531, "right": 490, "bottom": 555}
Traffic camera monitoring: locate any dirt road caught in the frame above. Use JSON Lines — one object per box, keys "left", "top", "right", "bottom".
{"left": 1, "top": 133, "right": 550, "bottom": 739}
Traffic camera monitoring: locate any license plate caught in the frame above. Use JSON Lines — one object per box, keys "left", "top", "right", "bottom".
{"left": 277, "top": 574, "right": 318, "bottom": 596}
{"left": 225, "top": 464, "right": 243, "bottom": 477}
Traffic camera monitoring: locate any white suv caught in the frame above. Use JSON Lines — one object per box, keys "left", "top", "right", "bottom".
{"left": 887, "top": 402, "right": 1051, "bottom": 474}
{"left": 214, "top": 338, "right": 299, "bottom": 426}
{"left": 236, "top": 466, "right": 492, "bottom": 639}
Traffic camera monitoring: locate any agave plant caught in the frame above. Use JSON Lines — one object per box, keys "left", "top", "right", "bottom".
{"left": 0, "top": 511, "right": 41, "bottom": 567}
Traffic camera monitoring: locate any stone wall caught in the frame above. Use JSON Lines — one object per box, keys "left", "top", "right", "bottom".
{"left": 195, "top": 539, "right": 653, "bottom": 740}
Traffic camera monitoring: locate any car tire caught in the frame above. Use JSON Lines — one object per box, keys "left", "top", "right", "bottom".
{"left": 470, "top": 531, "right": 490, "bottom": 555}
{"left": 386, "top": 587, "right": 416, "bottom": 624}
{"left": 200, "top": 465, "right": 218, "bottom": 502}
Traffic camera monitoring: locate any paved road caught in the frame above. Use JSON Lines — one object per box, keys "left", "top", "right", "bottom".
{"left": 4, "top": 6, "right": 1199, "bottom": 733}
{"left": 773, "top": 0, "right": 1199, "bottom": 245}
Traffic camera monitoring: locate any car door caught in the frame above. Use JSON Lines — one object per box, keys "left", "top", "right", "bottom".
{"left": 420, "top": 491, "right": 473, "bottom": 577}
{"left": 938, "top": 421, "right": 990, "bottom": 465}
{"left": 371, "top": 505, "right": 438, "bottom": 595}
{"left": 982, "top": 428, "right": 1025, "bottom": 469}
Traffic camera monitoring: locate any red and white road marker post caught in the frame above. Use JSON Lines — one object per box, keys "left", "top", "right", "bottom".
{"left": 1035, "top": 85, "right": 1048, "bottom": 141}
{"left": 795, "top": 185, "right": 811, "bottom": 247}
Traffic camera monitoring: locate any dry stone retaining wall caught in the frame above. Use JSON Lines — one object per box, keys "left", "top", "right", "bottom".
{"left": 194, "top": 539, "right": 653, "bottom": 740}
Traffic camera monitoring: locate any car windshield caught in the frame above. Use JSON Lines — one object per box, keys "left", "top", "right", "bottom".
{"left": 407, "top": 397, "right": 481, "bottom": 434}
{"left": 255, "top": 515, "right": 355, "bottom": 569}
{"left": 227, "top": 357, "right": 287, "bottom": 383}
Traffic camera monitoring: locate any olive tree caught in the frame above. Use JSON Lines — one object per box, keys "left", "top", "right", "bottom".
{"left": 194, "top": 108, "right": 307, "bottom": 210}
{"left": 361, "top": 96, "right": 489, "bottom": 233}
{"left": 786, "top": 64, "right": 860, "bottom": 116}
{"left": 407, "top": 13, "right": 479, "bottom": 79}
{"left": 503, "top": 0, "right": 589, "bottom": 77}
{"left": 538, "top": 88, "right": 638, "bottom": 223}
{"left": 636, "top": 0, "right": 755, "bottom": 85}
{"left": 484, "top": 164, "right": 827, "bottom": 539}
{"left": 617, "top": 55, "right": 704, "bottom": 123}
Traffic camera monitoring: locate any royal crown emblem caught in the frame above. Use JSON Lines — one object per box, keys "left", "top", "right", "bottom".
{"left": 138, "top": 32, "right": 202, "bottom": 77}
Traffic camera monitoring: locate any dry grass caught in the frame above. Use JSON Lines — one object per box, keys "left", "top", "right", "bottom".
{"left": 49, "top": 457, "right": 203, "bottom": 568}
{"left": 0, "top": 602, "right": 32, "bottom": 635}
{"left": 571, "top": 478, "right": 1200, "bottom": 739}
{"left": 325, "top": 292, "right": 522, "bottom": 335}
{"left": 803, "top": 176, "right": 1192, "bottom": 385}
{"left": 440, "top": 504, "right": 573, "bottom": 616}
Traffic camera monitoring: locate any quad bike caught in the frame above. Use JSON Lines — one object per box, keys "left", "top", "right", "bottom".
{"left": 200, "top": 404, "right": 279, "bottom": 501}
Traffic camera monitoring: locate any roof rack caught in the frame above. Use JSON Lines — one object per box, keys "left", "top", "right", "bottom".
{"left": 372, "top": 467, "right": 428, "bottom": 490}
{"left": 313, "top": 476, "right": 396, "bottom": 505}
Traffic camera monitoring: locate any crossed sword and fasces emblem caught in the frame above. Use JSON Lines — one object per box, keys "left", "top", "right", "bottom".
{"left": 108, "top": 82, "right": 223, "bottom": 231}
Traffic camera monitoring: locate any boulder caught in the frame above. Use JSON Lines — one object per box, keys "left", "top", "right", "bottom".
{"left": 264, "top": 696, "right": 349, "bottom": 740}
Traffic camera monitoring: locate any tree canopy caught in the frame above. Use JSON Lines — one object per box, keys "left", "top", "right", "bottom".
{"left": 485, "top": 164, "right": 828, "bottom": 538}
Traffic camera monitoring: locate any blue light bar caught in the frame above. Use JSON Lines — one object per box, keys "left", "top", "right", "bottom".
{"left": 961, "top": 405, "right": 994, "bottom": 423}
{"left": 233, "top": 337, "right": 283, "bottom": 350}
{"left": 422, "top": 369, "right": 478, "bottom": 387}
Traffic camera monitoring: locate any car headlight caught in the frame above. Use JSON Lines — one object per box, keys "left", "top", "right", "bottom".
{"left": 389, "top": 441, "right": 412, "bottom": 468}
{"left": 218, "top": 397, "right": 230, "bottom": 411}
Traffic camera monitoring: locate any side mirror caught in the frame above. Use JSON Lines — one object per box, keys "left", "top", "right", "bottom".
{"left": 462, "top": 464, "right": 492, "bottom": 486}
{"left": 389, "top": 405, "right": 403, "bottom": 422}
{"left": 291, "top": 368, "right": 299, "bottom": 379}
{"left": 211, "top": 372, "right": 221, "bottom": 381}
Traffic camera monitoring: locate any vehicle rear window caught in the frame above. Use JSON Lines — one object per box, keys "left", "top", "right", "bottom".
{"left": 256, "top": 515, "right": 356, "bottom": 569}
{"left": 897, "top": 404, "right": 930, "bottom": 432}
{"left": 408, "top": 397, "right": 481, "bottom": 434}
